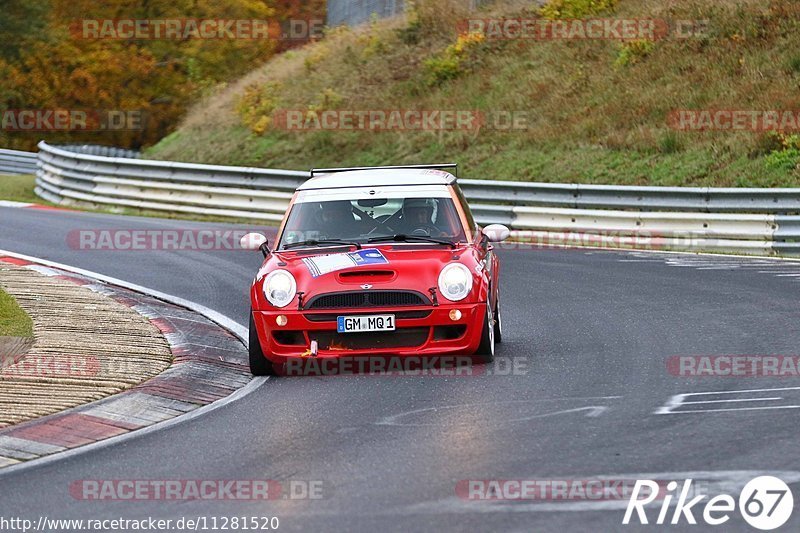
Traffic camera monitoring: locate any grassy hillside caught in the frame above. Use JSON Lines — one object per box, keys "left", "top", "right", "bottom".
{"left": 147, "top": 0, "right": 800, "bottom": 187}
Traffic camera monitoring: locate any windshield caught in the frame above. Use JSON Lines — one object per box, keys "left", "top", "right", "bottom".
{"left": 278, "top": 195, "right": 467, "bottom": 250}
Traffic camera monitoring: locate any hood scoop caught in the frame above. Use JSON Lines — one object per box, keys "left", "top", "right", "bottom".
{"left": 336, "top": 270, "right": 396, "bottom": 283}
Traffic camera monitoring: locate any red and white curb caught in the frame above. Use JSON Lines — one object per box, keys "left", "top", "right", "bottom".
{"left": 0, "top": 251, "right": 262, "bottom": 472}
{"left": 0, "top": 200, "right": 72, "bottom": 212}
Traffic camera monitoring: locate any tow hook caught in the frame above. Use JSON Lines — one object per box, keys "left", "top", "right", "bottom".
{"left": 310, "top": 339, "right": 319, "bottom": 357}
{"left": 429, "top": 287, "right": 439, "bottom": 306}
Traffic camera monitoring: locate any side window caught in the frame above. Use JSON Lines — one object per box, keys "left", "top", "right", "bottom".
{"left": 452, "top": 184, "right": 477, "bottom": 232}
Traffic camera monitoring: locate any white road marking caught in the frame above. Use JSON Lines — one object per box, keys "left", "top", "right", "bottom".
{"left": 622, "top": 251, "right": 800, "bottom": 288}
{"left": 655, "top": 386, "right": 800, "bottom": 415}
{"left": 376, "top": 397, "right": 621, "bottom": 426}
{"left": 660, "top": 405, "right": 800, "bottom": 414}
{"left": 681, "top": 397, "right": 781, "bottom": 405}
{"left": 675, "top": 386, "right": 800, "bottom": 394}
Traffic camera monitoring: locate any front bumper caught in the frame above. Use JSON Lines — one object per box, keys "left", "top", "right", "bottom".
{"left": 252, "top": 303, "right": 485, "bottom": 365}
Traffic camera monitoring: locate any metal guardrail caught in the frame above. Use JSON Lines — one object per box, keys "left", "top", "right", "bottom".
{"left": 58, "top": 144, "right": 141, "bottom": 159}
{"left": 28, "top": 141, "right": 800, "bottom": 256}
{"left": 0, "top": 149, "right": 38, "bottom": 176}
{"left": 35, "top": 142, "right": 305, "bottom": 222}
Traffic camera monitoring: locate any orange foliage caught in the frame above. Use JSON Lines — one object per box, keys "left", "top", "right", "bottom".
{"left": 0, "top": 0, "right": 325, "bottom": 150}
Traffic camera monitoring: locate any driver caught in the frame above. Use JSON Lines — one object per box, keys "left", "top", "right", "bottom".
{"left": 318, "top": 200, "right": 363, "bottom": 238}
{"left": 399, "top": 198, "right": 436, "bottom": 235}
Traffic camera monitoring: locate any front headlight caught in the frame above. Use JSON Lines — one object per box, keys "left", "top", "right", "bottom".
{"left": 438, "top": 263, "right": 473, "bottom": 302}
{"left": 263, "top": 270, "right": 297, "bottom": 308}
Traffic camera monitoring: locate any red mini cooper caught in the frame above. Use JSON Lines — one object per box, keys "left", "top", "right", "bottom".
{"left": 241, "top": 164, "right": 508, "bottom": 375}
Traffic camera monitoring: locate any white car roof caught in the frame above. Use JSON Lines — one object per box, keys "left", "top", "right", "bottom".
{"left": 297, "top": 168, "right": 457, "bottom": 191}
{"left": 296, "top": 184, "right": 451, "bottom": 203}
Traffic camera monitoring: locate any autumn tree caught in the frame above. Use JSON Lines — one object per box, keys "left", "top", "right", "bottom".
{"left": 0, "top": 0, "right": 324, "bottom": 150}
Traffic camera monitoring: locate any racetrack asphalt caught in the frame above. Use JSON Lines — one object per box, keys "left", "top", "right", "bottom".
{"left": 1, "top": 205, "right": 799, "bottom": 532}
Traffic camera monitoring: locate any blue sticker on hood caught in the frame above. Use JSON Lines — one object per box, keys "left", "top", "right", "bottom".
{"left": 350, "top": 249, "right": 389, "bottom": 265}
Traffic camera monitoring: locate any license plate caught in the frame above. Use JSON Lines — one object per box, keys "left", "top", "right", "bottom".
{"left": 337, "top": 314, "right": 395, "bottom": 333}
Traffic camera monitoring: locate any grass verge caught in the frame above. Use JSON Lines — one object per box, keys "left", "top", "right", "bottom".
{"left": 0, "top": 174, "right": 43, "bottom": 204}
{"left": 0, "top": 287, "right": 33, "bottom": 338}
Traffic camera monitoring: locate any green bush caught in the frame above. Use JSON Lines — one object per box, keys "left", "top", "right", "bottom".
{"left": 615, "top": 40, "right": 655, "bottom": 67}
{"left": 423, "top": 55, "right": 463, "bottom": 86}
{"left": 751, "top": 132, "right": 785, "bottom": 157}
{"left": 540, "top": 0, "right": 618, "bottom": 19}
{"left": 765, "top": 134, "right": 800, "bottom": 171}
{"left": 658, "top": 132, "right": 682, "bottom": 154}
{"left": 236, "top": 82, "right": 281, "bottom": 135}
{"left": 765, "top": 148, "right": 800, "bottom": 170}
{"left": 422, "top": 32, "right": 485, "bottom": 86}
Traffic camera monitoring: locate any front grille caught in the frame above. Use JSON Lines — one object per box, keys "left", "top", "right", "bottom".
{"left": 311, "top": 328, "right": 429, "bottom": 350}
{"left": 305, "top": 290, "right": 430, "bottom": 310}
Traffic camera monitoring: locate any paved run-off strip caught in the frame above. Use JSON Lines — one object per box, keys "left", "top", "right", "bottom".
{"left": 0, "top": 263, "right": 172, "bottom": 425}
{"left": 0, "top": 255, "right": 250, "bottom": 468}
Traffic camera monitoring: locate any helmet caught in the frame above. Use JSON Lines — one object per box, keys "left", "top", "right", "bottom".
{"left": 319, "top": 200, "right": 353, "bottom": 222}
{"left": 402, "top": 198, "right": 434, "bottom": 221}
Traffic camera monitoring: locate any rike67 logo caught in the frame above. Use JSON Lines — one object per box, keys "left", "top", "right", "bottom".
{"left": 623, "top": 476, "right": 794, "bottom": 530}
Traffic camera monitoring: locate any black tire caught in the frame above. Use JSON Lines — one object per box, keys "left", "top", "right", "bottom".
{"left": 494, "top": 292, "right": 503, "bottom": 344}
{"left": 249, "top": 311, "right": 276, "bottom": 376}
{"left": 475, "top": 301, "right": 495, "bottom": 363}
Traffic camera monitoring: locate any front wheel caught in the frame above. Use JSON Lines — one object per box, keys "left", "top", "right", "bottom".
{"left": 475, "top": 301, "right": 495, "bottom": 363}
{"left": 249, "top": 311, "right": 276, "bottom": 376}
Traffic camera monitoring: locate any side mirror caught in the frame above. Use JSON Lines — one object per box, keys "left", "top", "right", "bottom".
{"left": 482, "top": 224, "right": 510, "bottom": 243}
{"left": 240, "top": 232, "right": 270, "bottom": 257}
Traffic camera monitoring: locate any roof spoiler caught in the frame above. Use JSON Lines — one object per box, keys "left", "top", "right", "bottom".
{"left": 310, "top": 163, "right": 458, "bottom": 178}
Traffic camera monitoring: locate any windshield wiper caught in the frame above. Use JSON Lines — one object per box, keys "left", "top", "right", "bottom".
{"left": 282, "top": 239, "right": 362, "bottom": 250}
{"left": 367, "top": 234, "right": 456, "bottom": 248}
